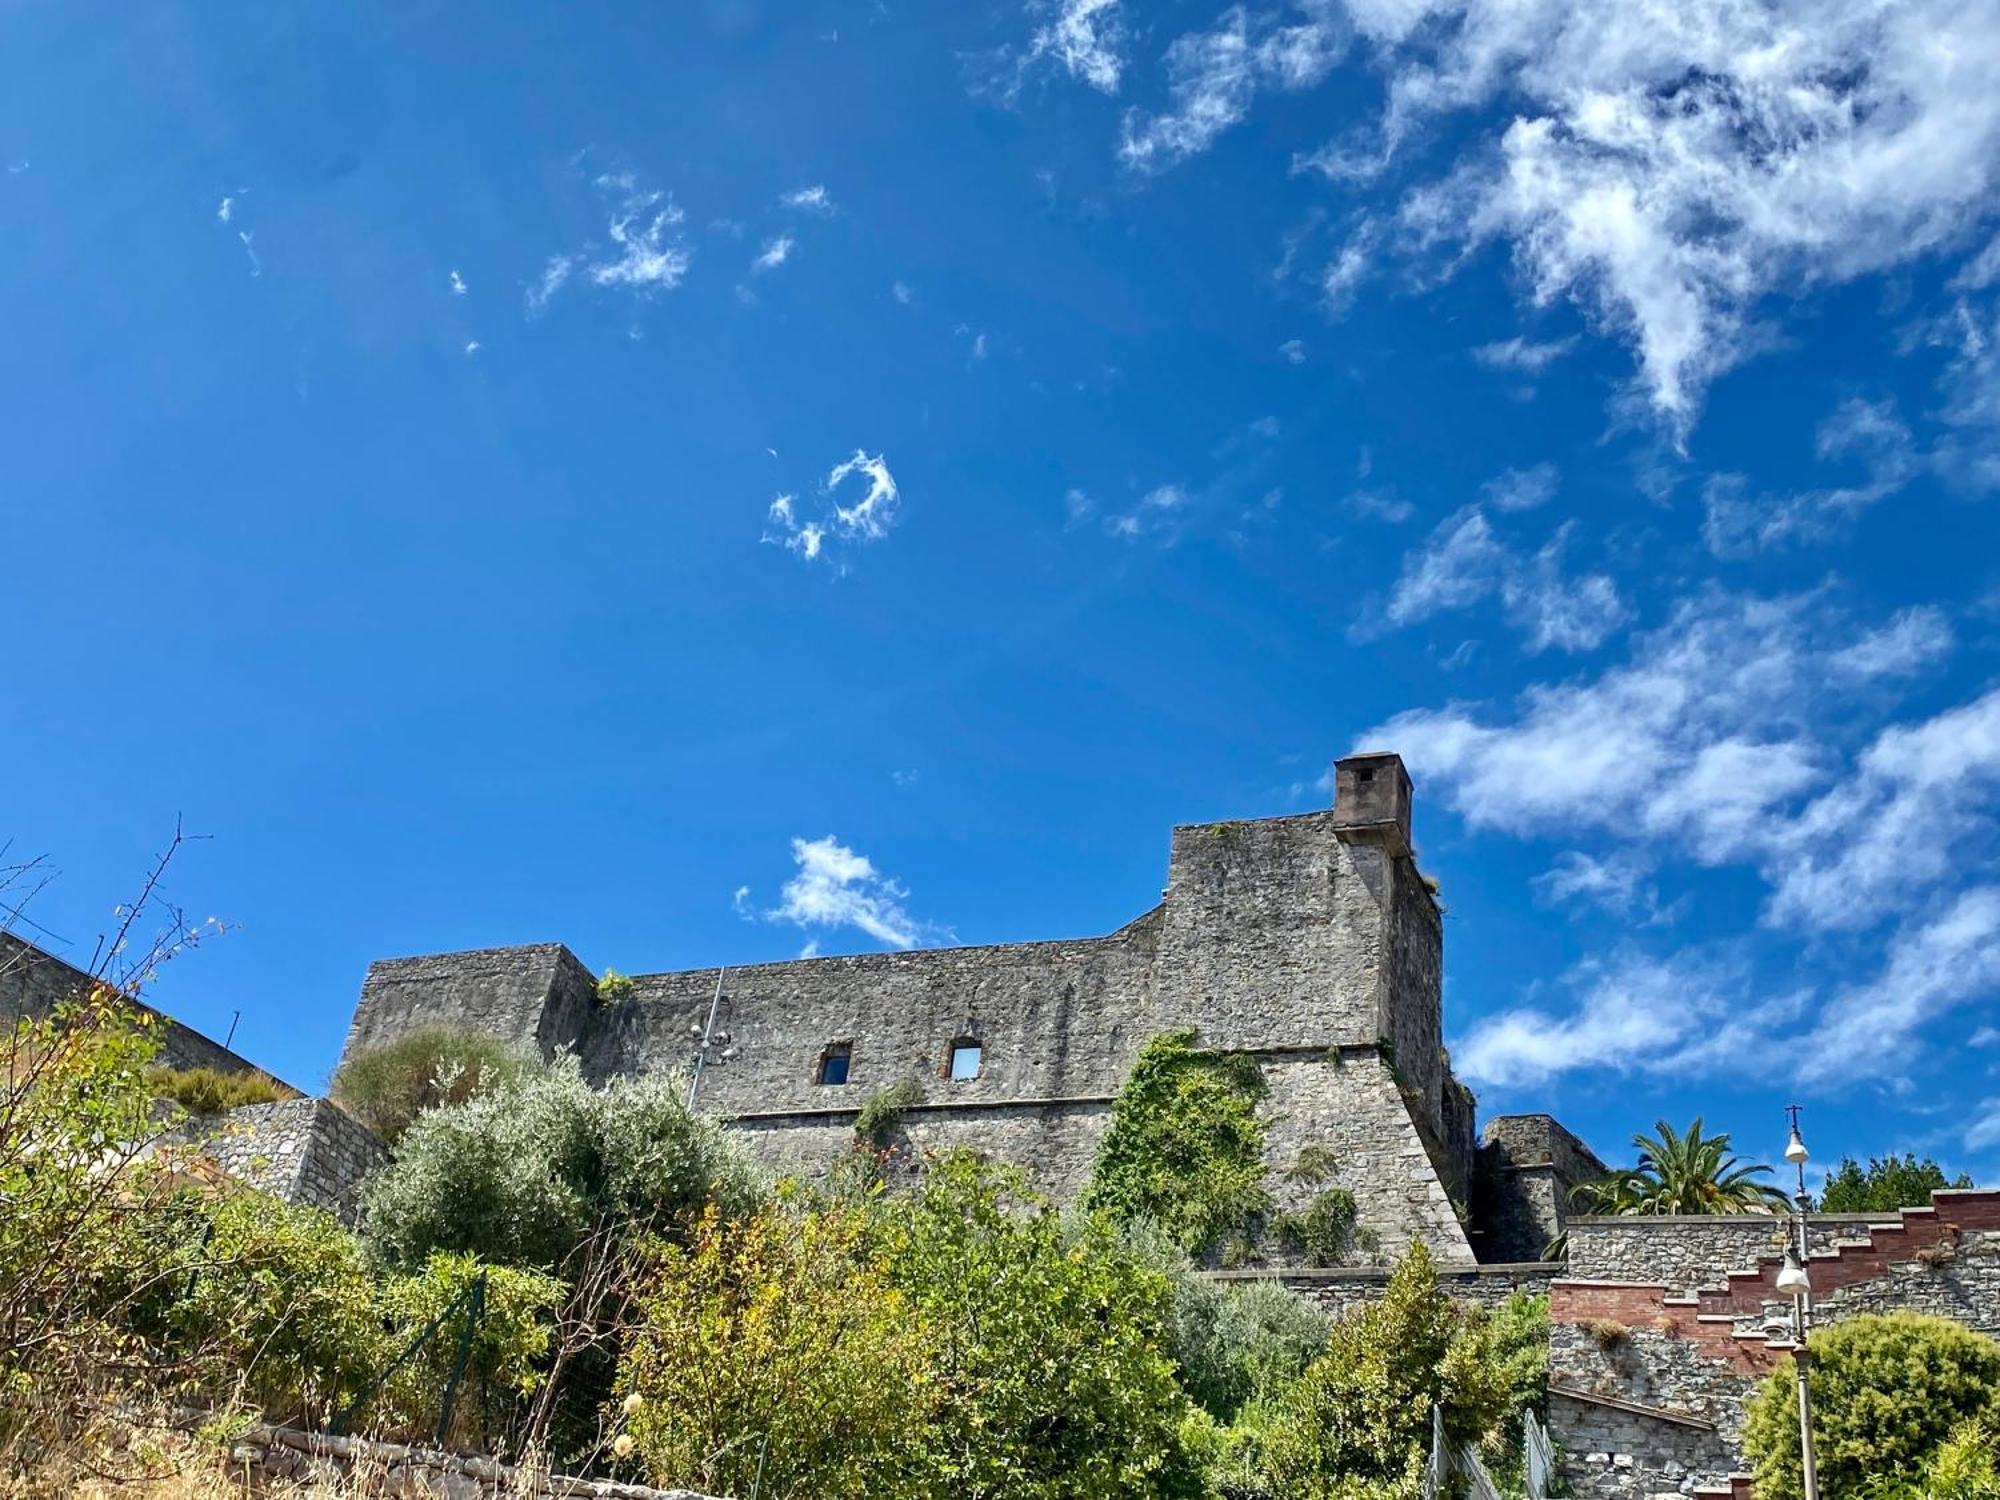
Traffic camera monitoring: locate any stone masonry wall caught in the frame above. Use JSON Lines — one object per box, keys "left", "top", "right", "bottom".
{"left": 1215, "top": 1260, "right": 1557, "bottom": 1321}
{"left": 1549, "top": 1192, "right": 2000, "bottom": 1498}
{"left": 1, "top": 931, "right": 291, "bottom": 1083}
{"left": 171, "top": 1098, "right": 387, "bottom": 1225}
{"left": 1474, "top": 1117, "right": 1612, "bottom": 1265}
{"left": 327, "top": 760, "right": 1507, "bottom": 1268}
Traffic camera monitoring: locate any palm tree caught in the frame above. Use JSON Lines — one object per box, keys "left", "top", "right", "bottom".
{"left": 1573, "top": 1117, "right": 1790, "bottom": 1216}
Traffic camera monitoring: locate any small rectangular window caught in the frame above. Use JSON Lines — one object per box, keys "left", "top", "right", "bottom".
{"left": 817, "top": 1043, "right": 851, "bottom": 1086}
{"left": 949, "top": 1041, "right": 982, "bottom": 1081}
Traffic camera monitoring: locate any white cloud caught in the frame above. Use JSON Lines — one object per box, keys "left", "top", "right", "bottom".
{"left": 464, "top": 340, "right": 481, "bottom": 356}
{"left": 1764, "top": 686, "right": 2000, "bottom": 931}
{"left": 1103, "top": 482, "right": 1192, "bottom": 542}
{"left": 533, "top": 174, "right": 692, "bottom": 312}
{"left": 753, "top": 835, "right": 943, "bottom": 950}
{"left": 526, "top": 255, "right": 576, "bottom": 315}
{"left": 765, "top": 451, "right": 904, "bottom": 562}
{"left": 1969, "top": 1101, "right": 2000, "bottom": 1154}
{"left": 1380, "top": 506, "right": 1626, "bottom": 653}
{"left": 1026, "top": 0, "right": 1127, "bottom": 94}
{"left": 1118, "top": 3, "right": 1349, "bottom": 173}
{"left": 781, "top": 184, "right": 835, "bottom": 214}
{"left": 1828, "top": 607, "right": 1954, "bottom": 681}
{"left": 1346, "top": 488, "right": 1414, "bottom": 523}
{"left": 753, "top": 234, "right": 794, "bottom": 272}
{"left": 1351, "top": 0, "right": 2000, "bottom": 432}
{"left": 592, "top": 199, "right": 690, "bottom": 291}
{"left": 892, "top": 280, "right": 914, "bottom": 304}
{"left": 1798, "top": 887, "right": 2000, "bottom": 1085}
{"left": 1533, "top": 848, "right": 1658, "bottom": 919}
{"left": 1471, "top": 336, "right": 1577, "bottom": 375}
{"left": 827, "top": 450, "right": 900, "bottom": 540}
{"left": 236, "top": 230, "right": 260, "bottom": 278}
{"left": 216, "top": 196, "right": 234, "bottom": 224}
{"left": 1702, "top": 399, "right": 1919, "bottom": 557}
{"left": 1481, "top": 462, "right": 1558, "bottom": 512}
{"left": 1456, "top": 951, "right": 1796, "bottom": 1089}
{"left": 1367, "top": 590, "right": 1994, "bottom": 934}
{"left": 449, "top": 269, "right": 468, "bottom": 296}
{"left": 1279, "top": 338, "right": 1306, "bottom": 364}
{"left": 1386, "top": 508, "right": 1505, "bottom": 625}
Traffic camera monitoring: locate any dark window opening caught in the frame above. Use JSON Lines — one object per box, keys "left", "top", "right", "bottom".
{"left": 817, "top": 1043, "right": 852, "bottom": 1086}
{"left": 949, "top": 1040, "right": 983, "bottom": 1081}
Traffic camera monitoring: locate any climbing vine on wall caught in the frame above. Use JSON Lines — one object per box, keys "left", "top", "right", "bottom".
{"left": 1082, "top": 1029, "right": 1271, "bottom": 1261}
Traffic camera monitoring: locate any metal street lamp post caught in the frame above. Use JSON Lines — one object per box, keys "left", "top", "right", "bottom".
{"left": 1778, "top": 1105, "right": 1821, "bottom": 1500}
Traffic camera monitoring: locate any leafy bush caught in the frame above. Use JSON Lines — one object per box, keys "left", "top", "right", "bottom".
{"left": 1854, "top": 1418, "right": 2000, "bottom": 1500}
{"left": 329, "top": 1025, "right": 531, "bottom": 1144}
{"left": 595, "top": 968, "right": 637, "bottom": 1006}
{"left": 375, "top": 1251, "right": 564, "bottom": 1442}
{"left": 1084, "top": 1029, "right": 1272, "bottom": 1260}
{"left": 1165, "top": 1270, "right": 1329, "bottom": 1425}
{"left": 619, "top": 1203, "right": 930, "bottom": 1500}
{"left": 1819, "top": 1154, "right": 1973, "bottom": 1213}
{"left": 1261, "top": 1242, "right": 1512, "bottom": 1500}
{"left": 362, "top": 1052, "right": 762, "bottom": 1272}
{"left": 882, "top": 1154, "right": 1208, "bottom": 1499}
{"left": 1744, "top": 1313, "right": 2000, "bottom": 1500}
{"left": 0, "top": 996, "right": 177, "bottom": 1440}
{"left": 146, "top": 1063, "right": 286, "bottom": 1114}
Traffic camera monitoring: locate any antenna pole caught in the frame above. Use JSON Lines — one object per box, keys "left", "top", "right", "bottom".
{"left": 687, "top": 967, "right": 726, "bottom": 1111}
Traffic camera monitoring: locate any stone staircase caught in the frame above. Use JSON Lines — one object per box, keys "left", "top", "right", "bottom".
{"left": 1558, "top": 1191, "right": 2000, "bottom": 1376}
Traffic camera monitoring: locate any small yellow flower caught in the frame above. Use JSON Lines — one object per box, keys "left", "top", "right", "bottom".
{"left": 612, "top": 1434, "right": 635, "bottom": 1460}
{"left": 622, "top": 1392, "right": 644, "bottom": 1416}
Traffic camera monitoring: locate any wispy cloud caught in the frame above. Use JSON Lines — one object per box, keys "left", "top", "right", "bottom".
{"left": 449, "top": 269, "right": 468, "bottom": 295}
{"left": 744, "top": 834, "right": 947, "bottom": 950}
{"left": 1481, "top": 462, "right": 1559, "bottom": 512}
{"left": 1702, "top": 398, "right": 1920, "bottom": 556}
{"left": 764, "top": 450, "right": 905, "bottom": 563}
{"left": 1471, "top": 336, "right": 1577, "bottom": 375}
{"left": 781, "top": 184, "right": 835, "bottom": 214}
{"left": 530, "top": 172, "right": 692, "bottom": 313}
{"left": 1351, "top": 0, "right": 2000, "bottom": 433}
{"left": 1118, "top": 3, "right": 1349, "bottom": 173}
{"left": 1366, "top": 589, "right": 1994, "bottom": 941}
{"left": 1375, "top": 505, "right": 1626, "bottom": 653}
{"left": 753, "top": 234, "right": 794, "bottom": 272}
{"left": 1023, "top": 0, "right": 1127, "bottom": 94}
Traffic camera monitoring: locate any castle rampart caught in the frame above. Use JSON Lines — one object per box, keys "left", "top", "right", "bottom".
{"left": 330, "top": 752, "right": 1570, "bottom": 1266}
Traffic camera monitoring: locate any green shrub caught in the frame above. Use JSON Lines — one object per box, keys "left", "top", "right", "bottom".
{"left": 376, "top": 1251, "right": 564, "bottom": 1442}
{"left": 1744, "top": 1313, "right": 2000, "bottom": 1500}
{"left": 146, "top": 1063, "right": 286, "bottom": 1114}
{"left": 882, "top": 1154, "right": 1208, "bottom": 1499}
{"left": 825, "top": 1077, "right": 925, "bottom": 1196}
{"left": 1084, "top": 1029, "right": 1272, "bottom": 1261}
{"left": 362, "top": 1052, "right": 762, "bottom": 1273}
{"left": 619, "top": 1203, "right": 930, "bottom": 1500}
{"left": 596, "top": 968, "right": 637, "bottom": 1006}
{"left": 330, "top": 1025, "right": 531, "bottom": 1144}
{"left": 1261, "top": 1242, "right": 1512, "bottom": 1500}
{"left": 1855, "top": 1418, "right": 2000, "bottom": 1500}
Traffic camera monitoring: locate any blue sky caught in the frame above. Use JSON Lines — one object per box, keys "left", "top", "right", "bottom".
{"left": 6, "top": 0, "right": 2000, "bottom": 1186}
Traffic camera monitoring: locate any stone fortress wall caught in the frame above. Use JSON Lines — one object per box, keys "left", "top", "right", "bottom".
{"left": 333, "top": 752, "right": 1578, "bottom": 1266}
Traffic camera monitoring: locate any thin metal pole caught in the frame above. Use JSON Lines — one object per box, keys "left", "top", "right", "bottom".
{"left": 1788, "top": 1107, "right": 1821, "bottom": 1500}
{"left": 686, "top": 967, "right": 726, "bottom": 1111}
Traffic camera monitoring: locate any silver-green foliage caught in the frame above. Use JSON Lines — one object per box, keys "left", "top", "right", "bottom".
{"left": 362, "top": 1053, "right": 763, "bottom": 1272}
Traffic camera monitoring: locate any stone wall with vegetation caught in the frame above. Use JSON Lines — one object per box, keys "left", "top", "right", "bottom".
{"left": 171, "top": 1097, "right": 387, "bottom": 1223}
{"left": 324, "top": 763, "right": 1537, "bottom": 1268}
{"left": 1548, "top": 1191, "right": 2000, "bottom": 1497}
